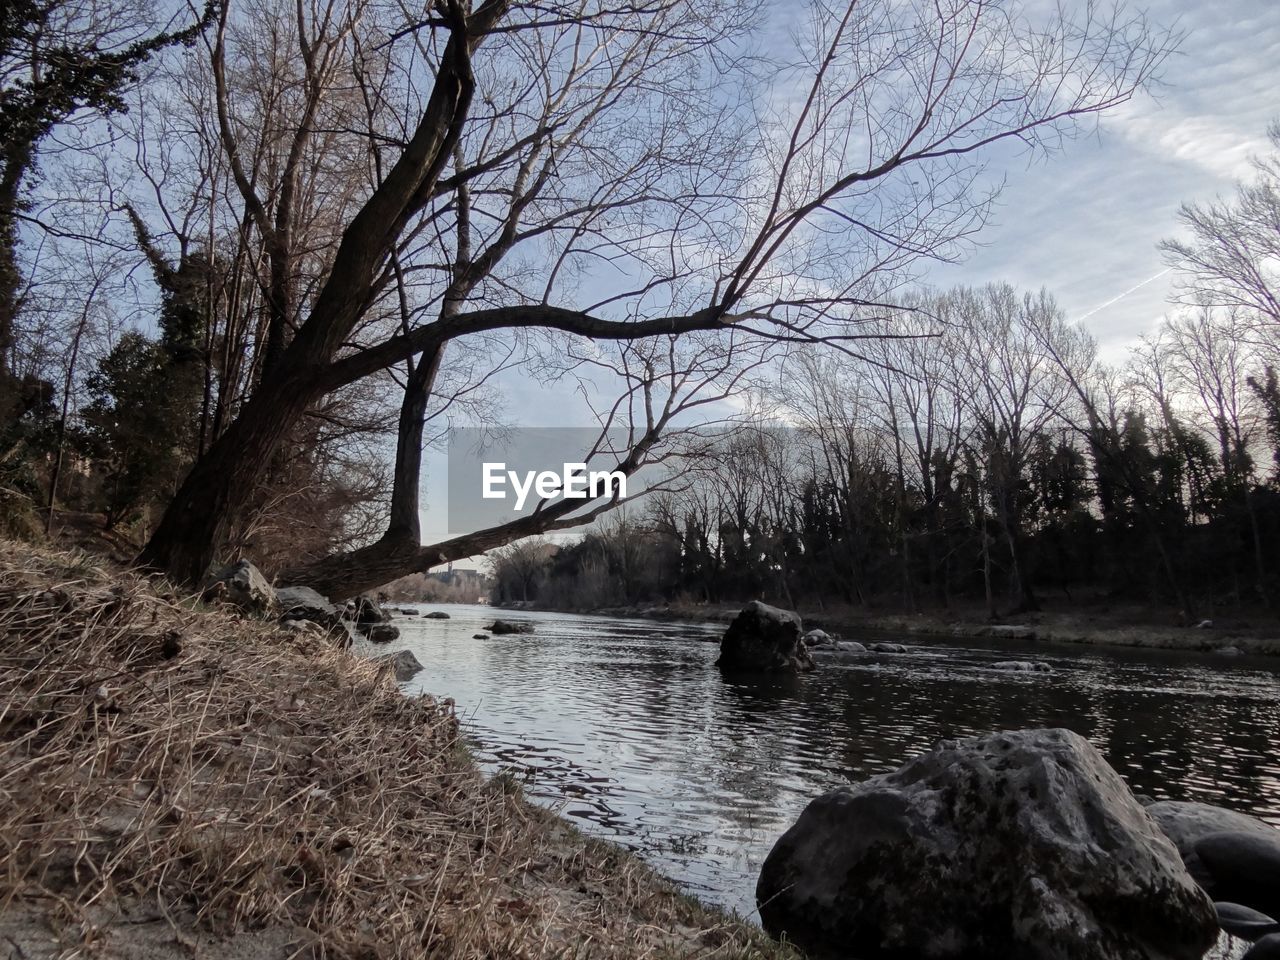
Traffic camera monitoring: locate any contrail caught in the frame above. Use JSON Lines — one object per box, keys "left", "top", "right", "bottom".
{"left": 1074, "top": 267, "right": 1173, "bottom": 324}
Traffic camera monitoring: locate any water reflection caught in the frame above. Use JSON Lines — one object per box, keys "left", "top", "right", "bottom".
{"left": 379, "top": 604, "right": 1280, "bottom": 920}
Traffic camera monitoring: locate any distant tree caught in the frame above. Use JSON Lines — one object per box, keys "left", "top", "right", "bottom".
{"left": 1160, "top": 122, "right": 1280, "bottom": 336}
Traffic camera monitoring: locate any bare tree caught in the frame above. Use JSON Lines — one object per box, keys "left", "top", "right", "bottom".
{"left": 77, "top": 0, "right": 1174, "bottom": 595}
{"left": 1160, "top": 122, "right": 1280, "bottom": 336}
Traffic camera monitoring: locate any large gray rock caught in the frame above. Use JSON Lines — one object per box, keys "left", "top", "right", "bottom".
{"left": 365, "top": 623, "right": 400, "bottom": 644}
{"left": 378, "top": 649, "right": 424, "bottom": 681}
{"left": 205, "top": 560, "right": 277, "bottom": 618}
{"left": 757, "top": 728, "right": 1217, "bottom": 960}
{"left": 716, "top": 601, "right": 813, "bottom": 672}
{"left": 1146, "top": 800, "right": 1280, "bottom": 893}
{"left": 276, "top": 585, "right": 341, "bottom": 626}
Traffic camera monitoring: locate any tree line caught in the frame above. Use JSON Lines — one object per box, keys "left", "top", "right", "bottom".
{"left": 492, "top": 134, "right": 1280, "bottom": 621}
{"left": 0, "top": 0, "right": 1195, "bottom": 601}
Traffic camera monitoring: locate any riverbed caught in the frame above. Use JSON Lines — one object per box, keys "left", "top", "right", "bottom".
{"left": 372, "top": 603, "right": 1280, "bottom": 922}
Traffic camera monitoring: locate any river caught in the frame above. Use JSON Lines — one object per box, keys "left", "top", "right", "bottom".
{"left": 372, "top": 603, "right": 1280, "bottom": 923}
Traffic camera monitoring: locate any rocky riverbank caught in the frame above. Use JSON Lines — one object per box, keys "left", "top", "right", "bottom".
{"left": 0, "top": 542, "right": 794, "bottom": 960}
{"left": 578, "top": 601, "right": 1280, "bottom": 657}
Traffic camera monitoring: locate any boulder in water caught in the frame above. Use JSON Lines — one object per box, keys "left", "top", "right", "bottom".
{"left": 716, "top": 601, "right": 813, "bottom": 673}
{"left": 756, "top": 728, "right": 1217, "bottom": 960}
{"left": 365, "top": 623, "right": 400, "bottom": 644}
{"left": 869, "top": 641, "right": 907, "bottom": 654}
{"left": 803, "top": 629, "right": 830, "bottom": 647}
{"left": 424, "top": 611, "right": 451, "bottom": 619}
{"left": 378, "top": 649, "right": 424, "bottom": 681}
{"left": 488, "top": 620, "right": 534, "bottom": 635}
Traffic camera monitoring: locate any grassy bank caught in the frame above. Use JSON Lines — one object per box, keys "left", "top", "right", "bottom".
{"left": 586, "top": 601, "right": 1280, "bottom": 656}
{"left": 0, "top": 542, "right": 793, "bottom": 959}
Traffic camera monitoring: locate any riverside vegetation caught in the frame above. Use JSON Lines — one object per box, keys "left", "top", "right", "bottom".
{"left": 0, "top": 540, "right": 795, "bottom": 959}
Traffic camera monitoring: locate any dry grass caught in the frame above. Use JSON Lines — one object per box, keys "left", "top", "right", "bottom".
{"left": 0, "top": 541, "right": 795, "bottom": 960}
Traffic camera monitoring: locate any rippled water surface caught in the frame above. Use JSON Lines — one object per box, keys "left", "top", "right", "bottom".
{"left": 376, "top": 604, "right": 1280, "bottom": 920}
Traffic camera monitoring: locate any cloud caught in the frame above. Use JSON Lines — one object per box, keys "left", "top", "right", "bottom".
{"left": 925, "top": 0, "right": 1279, "bottom": 362}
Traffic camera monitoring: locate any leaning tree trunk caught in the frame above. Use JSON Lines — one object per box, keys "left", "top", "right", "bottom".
{"left": 136, "top": 369, "right": 318, "bottom": 585}
{"left": 279, "top": 346, "right": 442, "bottom": 599}
{"left": 137, "top": 10, "right": 488, "bottom": 586}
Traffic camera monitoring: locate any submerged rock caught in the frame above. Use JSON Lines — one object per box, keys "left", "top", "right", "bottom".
{"left": 205, "top": 560, "right": 277, "bottom": 618}
{"left": 869, "top": 641, "right": 907, "bottom": 654}
{"left": 424, "top": 611, "right": 450, "bottom": 619}
{"left": 472, "top": 633, "right": 489, "bottom": 640}
{"left": 716, "top": 601, "right": 813, "bottom": 673}
{"left": 990, "top": 660, "right": 1053, "bottom": 673}
{"left": 757, "top": 728, "right": 1217, "bottom": 960}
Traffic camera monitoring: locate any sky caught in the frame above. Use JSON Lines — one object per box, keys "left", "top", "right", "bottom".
{"left": 930, "top": 0, "right": 1280, "bottom": 359}
{"left": 421, "top": 0, "right": 1280, "bottom": 558}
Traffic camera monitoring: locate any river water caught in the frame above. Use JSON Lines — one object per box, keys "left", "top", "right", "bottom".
{"left": 377, "top": 603, "right": 1280, "bottom": 922}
